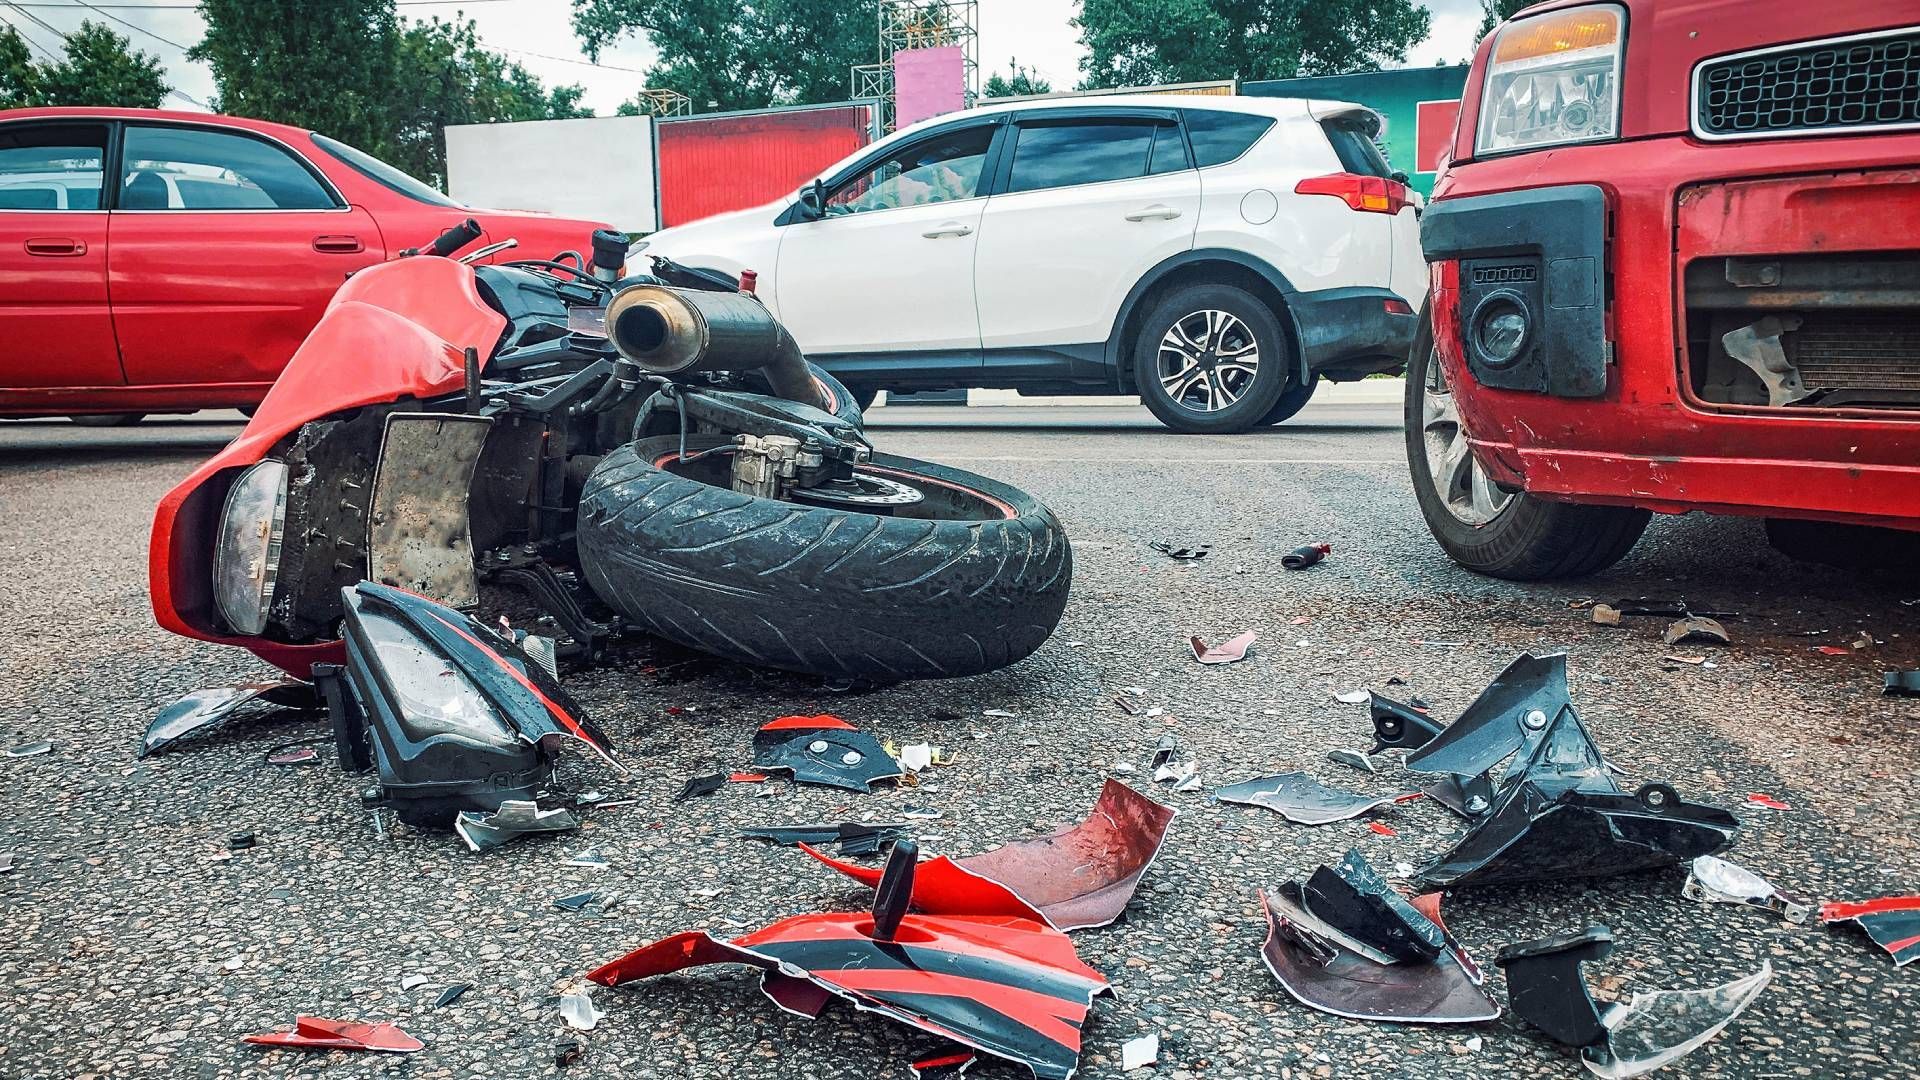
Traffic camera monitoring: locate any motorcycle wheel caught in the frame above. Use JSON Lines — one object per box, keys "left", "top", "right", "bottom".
{"left": 577, "top": 435, "right": 1071, "bottom": 681}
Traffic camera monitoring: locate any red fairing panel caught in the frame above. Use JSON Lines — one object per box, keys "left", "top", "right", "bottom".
{"left": 591, "top": 914, "right": 1109, "bottom": 1080}
{"left": 803, "top": 780, "right": 1177, "bottom": 931}
{"left": 148, "top": 257, "right": 506, "bottom": 675}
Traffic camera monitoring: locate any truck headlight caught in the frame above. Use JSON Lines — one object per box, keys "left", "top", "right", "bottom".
{"left": 1476, "top": 4, "right": 1625, "bottom": 157}
{"left": 212, "top": 459, "right": 288, "bottom": 635}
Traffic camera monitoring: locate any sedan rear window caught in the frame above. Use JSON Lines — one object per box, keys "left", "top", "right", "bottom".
{"left": 1181, "top": 110, "right": 1275, "bottom": 167}
{"left": 0, "top": 122, "right": 107, "bottom": 210}
{"left": 313, "top": 133, "right": 463, "bottom": 208}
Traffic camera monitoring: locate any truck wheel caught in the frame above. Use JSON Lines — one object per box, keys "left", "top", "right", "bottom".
{"left": 576, "top": 436, "right": 1071, "bottom": 681}
{"left": 1256, "top": 374, "right": 1319, "bottom": 426}
{"left": 1134, "top": 283, "right": 1292, "bottom": 434}
{"left": 1406, "top": 326, "right": 1648, "bottom": 579}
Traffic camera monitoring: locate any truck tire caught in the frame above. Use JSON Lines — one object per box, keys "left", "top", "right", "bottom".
{"left": 1406, "top": 321, "right": 1648, "bottom": 579}
{"left": 1134, "top": 283, "right": 1293, "bottom": 434}
{"left": 576, "top": 436, "right": 1072, "bottom": 680}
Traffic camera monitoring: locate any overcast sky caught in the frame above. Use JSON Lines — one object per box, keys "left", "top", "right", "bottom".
{"left": 0, "top": 0, "right": 1489, "bottom": 119}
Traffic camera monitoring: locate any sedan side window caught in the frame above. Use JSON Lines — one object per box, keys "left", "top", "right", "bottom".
{"left": 0, "top": 123, "right": 109, "bottom": 211}
{"left": 826, "top": 126, "right": 995, "bottom": 215}
{"left": 1005, "top": 122, "right": 1159, "bottom": 194}
{"left": 119, "top": 125, "right": 337, "bottom": 211}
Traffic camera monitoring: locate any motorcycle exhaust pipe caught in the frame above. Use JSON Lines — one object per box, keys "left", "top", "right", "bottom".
{"left": 604, "top": 284, "right": 832, "bottom": 413}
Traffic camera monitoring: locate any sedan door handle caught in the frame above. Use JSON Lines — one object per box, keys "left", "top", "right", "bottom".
{"left": 921, "top": 222, "right": 974, "bottom": 239}
{"left": 24, "top": 237, "right": 85, "bottom": 256}
{"left": 1124, "top": 205, "right": 1182, "bottom": 222}
{"left": 313, "top": 234, "right": 365, "bottom": 254}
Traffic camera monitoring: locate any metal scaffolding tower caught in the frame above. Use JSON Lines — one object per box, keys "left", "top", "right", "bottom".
{"left": 850, "top": 0, "right": 979, "bottom": 131}
{"left": 628, "top": 89, "right": 694, "bottom": 118}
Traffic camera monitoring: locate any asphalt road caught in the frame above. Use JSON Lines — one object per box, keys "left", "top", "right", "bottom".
{"left": 2, "top": 403, "right": 1916, "bottom": 1080}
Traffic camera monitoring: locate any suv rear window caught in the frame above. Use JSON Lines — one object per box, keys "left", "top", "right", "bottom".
{"left": 1320, "top": 117, "right": 1394, "bottom": 178}
{"left": 1181, "top": 110, "right": 1275, "bottom": 167}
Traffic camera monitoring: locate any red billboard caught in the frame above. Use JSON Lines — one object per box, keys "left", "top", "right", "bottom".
{"left": 656, "top": 104, "right": 878, "bottom": 228}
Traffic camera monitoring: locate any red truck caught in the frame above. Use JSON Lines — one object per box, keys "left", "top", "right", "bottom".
{"left": 1408, "top": 0, "right": 1920, "bottom": 577}
{"left": 0, "top": 108, "right": 607, "bottom": 424}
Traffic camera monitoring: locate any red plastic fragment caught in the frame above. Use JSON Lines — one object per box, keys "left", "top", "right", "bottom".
{"left": 1744, "top": 793, "right": 1792, "bottom": 811}
{"left": 1191, "top": 631, "right": 1256, "bottom": 665}
{"left": 729, "top": 772, "right": 769, "bottom": 783}
{"left": 1815, "top": 646, "right": 1851, "bottom": 656}
{"left": 245, "top": 1016, "right": 423, "bottom": 1054}
{"left": 911, "top": 1050, "right": 977, "bottom": 1078}
{"left": 760, "top": 714, "right": 857, "bottom": 732}
{"left": 1368, "top": 822, "right": 1397, "bottom": 837}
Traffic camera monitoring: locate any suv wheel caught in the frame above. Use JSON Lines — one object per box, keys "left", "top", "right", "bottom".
{"left": 1134, "top": 283, "right": 1292, "bottom": 434}
{"left": 1406, "top": 321, "right": 1649, "bottom": 579}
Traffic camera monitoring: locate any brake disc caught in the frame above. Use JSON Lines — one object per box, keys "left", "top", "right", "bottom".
{"left": 790, "top": 472, "right": 923, "bottom": 509}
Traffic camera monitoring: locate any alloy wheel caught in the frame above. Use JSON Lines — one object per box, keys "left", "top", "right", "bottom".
{"left": 1156, "top": 310, "right": 1259, "bottom": 412}
{"left": 1420, "top": 350, "right": 1513, "bottom": 526}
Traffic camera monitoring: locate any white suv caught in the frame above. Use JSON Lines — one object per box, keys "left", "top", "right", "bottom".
{"left": 636, "top": 94, "right": 1426, "bottom": 433}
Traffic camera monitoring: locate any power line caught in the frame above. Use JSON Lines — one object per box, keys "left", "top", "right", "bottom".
{"left": 489, "top": 43, "right": 647, "bottom": 75}
{"left": 2, "top": 1, "right": 209, "bottom": 108}
{"left": 66, "top": 0, "right": 192, "bottom": 51}
{"left": 0, "top": 8, "right": 65, "bottom": 60}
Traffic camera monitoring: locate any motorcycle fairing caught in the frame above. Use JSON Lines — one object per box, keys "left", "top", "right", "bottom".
{"left": 589, "top": 914, "right": 1110, "bottom": 1080}
{"left": 150, "top": 257, "right": 507, "bottom": 676}
{"left": 751, "top": 715, "right": 902, "bottom": 792}
{"left": 1258, "top": 885, "right": 1499, "bottom": 1025}
{"left": 1301, "top": 849, "right": 1446, "bottom": 963}
{"left": 800, "top": 779, "right": 1176, "bottom": 931}
{"left": 244, "top": 1016, "right": 424, "bottom": 1054}
{"left": 139, "top": 679, "right": 319, "bottom": 758}
{"left": 1820, "top": 897, "right": 1920, "bottom": 966}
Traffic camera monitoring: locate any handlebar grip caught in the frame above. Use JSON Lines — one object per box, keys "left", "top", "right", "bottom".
{"left": 426, "top": 218, "right": 484, "bottom": 258}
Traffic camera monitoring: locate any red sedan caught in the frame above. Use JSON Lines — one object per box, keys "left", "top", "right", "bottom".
{"left": 0, "top": 107, "right": 611, "bottom": 423}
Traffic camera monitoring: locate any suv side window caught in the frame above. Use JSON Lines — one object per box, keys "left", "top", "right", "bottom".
{"left": 1182, "top": 110, "right": 1276, "bottom": 167}
{"left": 119, "top": 125, "right": 337, "bottom": 211}
{"left": 1006, "top": 121, "right": 1160, "bottom": 193}
{"left": 1320, "top": 118, "right": 1395, "bottom": 177}
{"left": 827, "top": 125, "right": 995, "bottom": 215}
{"left": 1148, "top": 123, "right": 1191, "bottom": 174}
{"left": 0, "top": 123, "right": 109, "bottom": 210}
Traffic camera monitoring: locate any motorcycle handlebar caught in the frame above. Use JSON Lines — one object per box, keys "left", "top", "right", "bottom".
{"left": 421, "top": 218, "right": 484, "bottom": 258}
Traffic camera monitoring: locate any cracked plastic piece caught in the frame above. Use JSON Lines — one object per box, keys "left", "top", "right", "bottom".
{"left": 1496, "top": 926, "right": 1772, "bottom": 1078}
{"left": 1820, "top": 897, "right": 1920, "bottom": 967}
{"left": 1405, "top": 653, "right": 1736, "bottom": 891}
{"left": 319, "top": 582, "right": 619, "bottom": 828}
{"left": 911, "top": 1050, "right": 978, "bottom": 1079}
{"left": 454, "top": 800, "right": 582, "bottom": 852}
{"left": 141, "top": 680, "right": 319, "bottom": 758}
{"left": 740, "top": 822, "right": 908, "bottom": 857}
{"left": 1368, "top": 693, "right": 1445, "bottom": 754}
{"left": 590, "top": 841, "right": 1111, "bottom": 1080}
{"left": 1190, "top": 631, "right": 1255, "bottom": 664}
{"left": 1303, "top": 849, "right": 1445, "bottom": 962}
{"left": 245, "top": 1016, "right": 423, "bottom": 1054}
{"left": 1683, "top": 856, "right": 1811, "bottom": 923}
{"left": 751, "top": 715, "right": 902, "bottom": 792}
{"left": 1259, "top": 885, "right": 1498, "bottom": 1024}
{"left": 676, "top": 773, "right": 726, "bottom": 800}
{"left": 1214, "top": 772, "right": 1413, "bottom": 826}
{"left": 801, "top": 779, "right": 1175, "bottom": 931}
{"left": 1662, "top": 617, "right": 1730, "bottom": 646}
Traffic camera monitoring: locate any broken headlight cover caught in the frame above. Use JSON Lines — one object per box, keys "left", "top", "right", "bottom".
{"left": 355, "top": 607, "right": 519, "bottom": 752}
{"left": 212, "top": 458, "right": 289, "bottom": 635}
{"left": 1476, "top": 4, "right": 1624, "bottom": 157}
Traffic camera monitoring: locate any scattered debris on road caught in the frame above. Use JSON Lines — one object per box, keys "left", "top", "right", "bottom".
{"left": 1122, "top": 1033, "right": 1160, "bottom": 1070}
{"left": 1191, "top": 631, "right": 1256, "bottom": 665}
{"left": 141, "top": 680, "right": 319, "bottom": 758}
{"left": 1148, "top": 541, "right": 1210, "bottom": 561}
{"left": 1884, "top": 670, "right": 1920, "bottom": 696}
{"left": 1744, "top": 793, "right": 1791, "bottom": 811}
{"left": 435, "top": 983, "right": 470, "bottom": 1007}
{"left": 740, "top": 821, "right": 908, "bottom": 857}
{"left": 675, "top": 773, "right": 727, "bottom": 800}
{"left": 1683, "top": 855, "right": 1811, "bottom": 923}
{"left": 6, "top": 740, "right": 53, "bottom": 758}
{"left": 1281, "top": 542, "right": 1331, "bottom": 570}
{"left": 1662, "top": 616, "right": 1731, "bottom": 646}
{"left": 1214, "top": 772, "right": 1412, "bottom": 826}
{"left": 244, "top": 1016, "right": 423, "bottom": 1054}
{"left": 558, "top": 992, "right": 604, "bottom": 1031}
{"left": 455, "top": 800, "right": 583, "bottom": 852}
{"left": 1820, "top": 897, "right": 1920, "bottom": 967}
{"left": 750, "top": 715, "right": 902, "bottom": 792}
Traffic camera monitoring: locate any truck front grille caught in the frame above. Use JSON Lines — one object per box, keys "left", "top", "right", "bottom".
{"left": 1696, "top": 27, "right": 1920, "bottom": 139}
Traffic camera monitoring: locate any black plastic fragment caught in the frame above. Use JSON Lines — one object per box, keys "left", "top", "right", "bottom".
{"left": 1302, "top": 849, "right": 1445, "bottom": 963}
{"left": 1281, "top": 543, "right": 1330, "bottom": 570}
{"left": 750, "top": 717, "right": 902, "bottom": 792}
{"left": 677, "top": 773, "right": 726, "bottom": 800}
{"left": 1884, "top": 670, "right": 1920, "bottom": 697}
{"left": 739, "top": 822, "right": 908, "bottom": 856}
{"left": 870, "top": 840, "right": 919, "bottom": 942}
{"left": 1495, "top": 925, "right": 1614, "bottom": 1048}
{"left": 435, "top": 983, "right": 471, "bottom": 1008}
{"left": 553, "top": 891, "right": 598, "bottom": 912}
{"left": 1148, "top": 541, "right": 1209, "bottom": 561}
{"left": 1369, "top": 693, "right": 1445, "bottom": 754}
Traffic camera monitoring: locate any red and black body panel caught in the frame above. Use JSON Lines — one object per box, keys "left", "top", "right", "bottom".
{"left": 1821, "top": 897, "right": 1920, "bottom": 966}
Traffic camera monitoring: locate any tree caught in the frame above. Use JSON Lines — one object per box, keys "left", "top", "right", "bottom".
{"left": 0, "top": 21, "right": 169, "bottom": 109}
{"left": 983, "top": 58, "right": 1051, "bottom": 99}
{"left": 192, "top": 0, "right": 400, "bottom": 154}
{"left": 1479, "top": 1, "right": 1542, "bottom": 37}
{"left": 1073, "top": 0, "right": 1432, "bottom": 89}
{"left": 571, "top": 0, "right": 880, "bottom": 111}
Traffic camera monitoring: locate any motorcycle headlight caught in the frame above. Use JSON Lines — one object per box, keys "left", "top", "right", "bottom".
{"left": 212, "top": 459, "right": 288, "bottom": 636}
{"left": 1476, "top": 4, "right": 1625, "bottom": 157}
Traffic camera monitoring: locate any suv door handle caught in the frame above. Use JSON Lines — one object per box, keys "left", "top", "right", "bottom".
{"left": 313, "top": 234, "right": 365, "bottom": 254}
{"left": 24, "top": 237, "right": 85, "bottom": 256}
{"left": 1124, "top": 205, "right": 1182, "bottom": 222}
{"left": 921, "top": 222, "right": 974, "bottom": 238}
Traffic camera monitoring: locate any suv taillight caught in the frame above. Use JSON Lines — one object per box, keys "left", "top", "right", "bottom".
{"left": 1295, "top": 173, "right": 1410, "bottom": 215}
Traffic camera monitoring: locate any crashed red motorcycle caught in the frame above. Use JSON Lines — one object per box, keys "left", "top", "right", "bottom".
{"left": 145, "top": 221, "right": 1070, "bottom": 821}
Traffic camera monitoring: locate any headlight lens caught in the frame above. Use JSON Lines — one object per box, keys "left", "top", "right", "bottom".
{"left": 212, "top": 459, "right": 288, "bottom": 636}
{"left": 356, "top": 608, "right": 516, "bottom": 747}
{"left": 1476, "top": 4, "right": 1625, "bottom": 156}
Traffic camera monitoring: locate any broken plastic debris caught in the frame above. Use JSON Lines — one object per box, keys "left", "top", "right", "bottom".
{"left": 558, "top": 992, "right": 603, "bottom": 1031}
{"left": 435, "top": 983, "right": 470, "bottom": 1007}
{"left": 1122, "top": 1033, "right": 1160, "bottom": 1070}
{"left": 1303, "top": 849, "right": 1444, "bottom": 963}
{"left": 6, "top": 740, "right": 53, "bottom": 758}
{"left": 728, "top": 772, "right": 768, "bottom": 783}
{"left": 1368, "top": 822, "right": 1396, "bottom": 837}
{"left": 1368, "top": 693, "right": 1443, "bottom": 754}
{"left": 891, "top": 742, "right": 958, "bottom": 773}
{"left": 454, "top": 801, "right": 582, "bottom": 852}
{"left": 1883, "top": 670, "right": 1920, "bottom": 696}
{"left": 740, "top": 822, "right": 908, "bottom": 857}
{"left": 1327, "top": 749, "right": 1376, "bottom": 774}
{"left": 1683, "top": 856, "right": 1811, "bottom": 923}
{"left": 244, "top": 1016, "right": 423, "bottom": 1054}
{"left": 552, "top": 891, "right": 599, "bottom": 912}
{"left": 1281, "top": 542, "right": 1331, "bottom": 570}
{"left": 751, "top": 715, "right": 903, "bottom": 792}
{"left": 592, "top": 841, "right": 1111, "bottom": 1080}
{"left": 1850, "top": 630, "right": 1874, "bottom": 649}
{"left": 0, "top": 852, "right": 13, "bottom": 873}
{"left": 676, "top": 773, "right": 727, "bottom": 800}
{"left": 1259, "top": 884, "right": 1498, "bottom": 1024}
{"left": 141, "top": 679, "right": 319, "bottom": 758}
{"left": 399, "top": 974, "right": 429, "bottom": 991}
{"left": 1150, "top": 735, "right": 1179, "bottom": 770}
{"left": 801, "top": 779, "right": 1176, "bottom": 932}
{"left": 1191, "top": 631, "right": 1256, "bottom": 665}
{"left": 1334, "top": 688, "right": 1370, "bottom": 704}
{"left": 1820, "top": 897, "right": 1920, "bottom": 966}
{"left": 983, "top": 708, "right": 1016, "bottom": 718}
{"left": 1213, "top": 772, "right": 1411, "bottom": 826}
{"left": 265, "top": 744, "right": 319, "bottom": 765}
{"left": 911, "top": 1050, "right": 978, "bottom": 1079}
{"left": 554, "top": 1036, "right": 586, "bottom": 1066}
{"left": 1662, "top": 617, "right": 1730, "bottom": 646}
{"left": 1590, "top": 604, "right": 1622, "bottom": 626}
{"left": 1403, "top": 653, "right": 1736, "bottom": 891}
{"left": 1743, "top": 793, "right": 1791, "bottom": 811}
{"left": 1496, "top": 926, "right": 1771, "bottom": 1078}
{"left": 566, "top": 848, "right": 610, "bottom": 868}
{"left": 1154, "top": 759, "right": 1201, "bottom": 792}
{"left": 1148, "top": 540, "right": 1209, "bottom": 561}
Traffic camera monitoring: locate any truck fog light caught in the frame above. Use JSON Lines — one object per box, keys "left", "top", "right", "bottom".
{"left": 1470, "top": 291, "right": 1531, "bottom": 368}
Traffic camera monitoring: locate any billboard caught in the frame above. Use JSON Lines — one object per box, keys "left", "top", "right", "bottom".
{"left": 445, "top": 114, "right": 658, "bottom": 232}
{"left": 893, "top": 46, "right": 966, "bottom": 127}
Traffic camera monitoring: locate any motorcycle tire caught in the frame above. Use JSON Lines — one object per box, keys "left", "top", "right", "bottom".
{"left": 576, "top": 435, "right": 1071, "bottom": 681}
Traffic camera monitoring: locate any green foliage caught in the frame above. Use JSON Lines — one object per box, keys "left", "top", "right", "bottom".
{"left": 1073, "top": 0, "right": 1432, "bottom": 89}
{"left": 571, "top": 0, "right": 880, "bottom": 111}
{"left": 1479, "top": 1, "right": 1542, "bottom": 38}
{"left": 983, "top": 58, "right": 1052, "bottom": 99}
{"left": 0, "top": 21, "right": 169, "bottom": 109}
